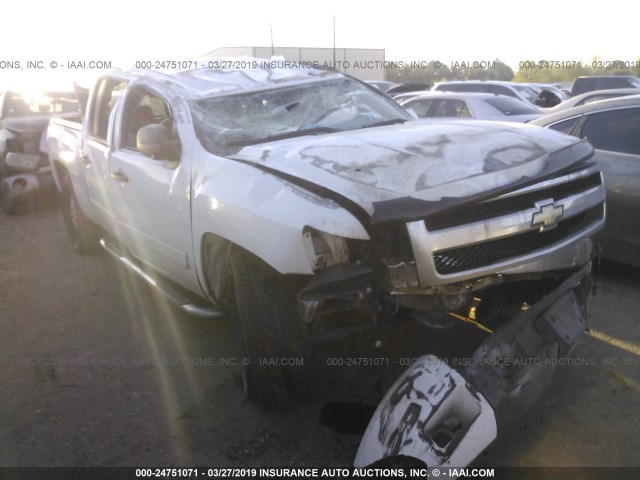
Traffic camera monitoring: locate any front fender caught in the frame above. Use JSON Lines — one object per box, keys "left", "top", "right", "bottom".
{"left": 191, "top": 147, "right": 369, "bottom": 277}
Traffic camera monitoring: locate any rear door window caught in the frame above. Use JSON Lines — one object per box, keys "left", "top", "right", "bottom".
{"left": 548, "top": 117, "right": 581, "bottom": 134}
{"left": 432, "top": 99, "right": 470, "bottom": 117}
{"left": 89, "top": 78, "right": 127, "bottom": 142}
{"left": 405, "top": 98, "right": 436, "bottom": 117}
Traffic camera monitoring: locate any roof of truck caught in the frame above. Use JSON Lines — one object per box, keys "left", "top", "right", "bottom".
{"left": 123, "top": 58, "right": 343, "bottom": 98}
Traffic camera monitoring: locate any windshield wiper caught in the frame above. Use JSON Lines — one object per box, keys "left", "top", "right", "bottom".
{"left": 225, "top": 126, "right": 340, "bottom": 149}
{"left": 363, "top": 118, "right": 408, "bottom": 128}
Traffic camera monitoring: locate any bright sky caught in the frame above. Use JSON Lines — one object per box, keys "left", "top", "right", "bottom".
{"left": 1, "top": 0, "right": 636, "bottom": 89}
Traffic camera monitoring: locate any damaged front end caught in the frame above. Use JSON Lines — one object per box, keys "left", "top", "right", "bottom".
{"left": 291, "top": 142, "right": 604, "bottom": 467}
{"left": 298, "top": 148, "right": 604, "bottom": 339}
{"left": 297, "top": 224, "right": 412, "bottom": 342}
{"left": 354, "top": 263, "right": 593, "bottom": 468}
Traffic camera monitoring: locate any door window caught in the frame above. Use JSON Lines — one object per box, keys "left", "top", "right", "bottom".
{"left": 548, "top": 117, "right": 580, "bottom": 135}
{"left": 89, "top": 78, "right": 127, "bottom": 142}
{"left": 405, "top": 98, "right": 436, "bottom": 117}
{"left": 580, "top": 108, "right": 640, "bottom": 155}
{"left": 120, "top": 87, "right": 181, "bottom": 161}
{"left": 432, "top": 99, "right": 470, "bottom": 117}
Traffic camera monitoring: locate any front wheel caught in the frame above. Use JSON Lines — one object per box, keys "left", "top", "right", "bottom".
{"left": 61, "top": 175, "right": 98, "bottom": 254}
{"left": 228, "top": 247, "right": 311, "bottom": 409}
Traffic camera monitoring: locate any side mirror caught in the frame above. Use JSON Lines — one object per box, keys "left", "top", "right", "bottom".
{"left": 137, "top": 124, "right": 175, "bottom": 160}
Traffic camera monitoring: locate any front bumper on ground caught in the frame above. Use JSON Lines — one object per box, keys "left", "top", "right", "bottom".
{"left": 1, "top": 152, "right": 54, "bottom": 213}
{"left": 0, "top": 171, "right": 53, "bottom": 212}
{"left": 355, "top": 264, "right": 592, "bottom": 467}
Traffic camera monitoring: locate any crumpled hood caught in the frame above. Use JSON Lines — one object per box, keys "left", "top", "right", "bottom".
{"left": 229, "top": 121, "right": 589, "bottom": 224}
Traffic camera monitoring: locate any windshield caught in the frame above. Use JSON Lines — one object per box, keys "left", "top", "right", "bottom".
{"left": 190, "top": 76, "right": 411, "bottom": 156}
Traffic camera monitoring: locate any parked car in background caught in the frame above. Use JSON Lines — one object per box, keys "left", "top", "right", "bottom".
{"left": 525, "top": 83, "right": 569, "bottom": 105}
{"left": 431, "top": 80, "right": 560, "bottom": 107}
{"left": 528, "top": 83, "right": 569, "bottom": 99}
{"left": 532, "top": 95, "right": 640, "bottom": 267}
{"left": 553, "top": 83, "right": 572, "bottom": 97}
{"left": 570, "top": 75, "right": 640, "bottom": 97}
{"left": 400, "top": 92, "right": 542, "bottom": 123}
{"left": 543, "top": 88, "right": 640, "bottom": 113}
{"left": 365, "top": 80, "right": 398, "bottom": 93}
{"left": 0, "top": 89, "right": 80, "bottom": 213}
{"left": 391, "top": 90, "right": 432, "bottom": 103}
{"left": 386, "top": 82, "right": 430, "bottom": 96}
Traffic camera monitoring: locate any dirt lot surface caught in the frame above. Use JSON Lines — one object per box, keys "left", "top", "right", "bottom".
{"left": 1, "top": 201, "right": 639, "bottom": 469}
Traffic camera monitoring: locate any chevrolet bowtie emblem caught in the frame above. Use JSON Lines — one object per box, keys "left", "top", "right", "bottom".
{"left": 532, "top": 201, "right": 564, "bottom": 231}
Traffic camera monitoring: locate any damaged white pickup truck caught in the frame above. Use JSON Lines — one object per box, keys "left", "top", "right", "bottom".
{"left": 47, "top": 64, "right": 605, "bottom": 467}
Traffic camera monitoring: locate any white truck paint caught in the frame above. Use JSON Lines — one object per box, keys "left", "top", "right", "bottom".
{"left": 47, "top": 63, "right": 606, "bottom": 467}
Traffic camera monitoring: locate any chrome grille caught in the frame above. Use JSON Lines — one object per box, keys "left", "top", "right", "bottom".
{"left": 405, "top": 164, "right": 606, "bottom": 286}
{"left": 433, "top": 205, "right": 604, "bottom": 275}
{"left": 425, "top": 173, "right": 602, "bottom": 231}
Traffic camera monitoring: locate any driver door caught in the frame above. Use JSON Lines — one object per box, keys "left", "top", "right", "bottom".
{"left": 108, "top": 86, "right": 196, "bottom": 289}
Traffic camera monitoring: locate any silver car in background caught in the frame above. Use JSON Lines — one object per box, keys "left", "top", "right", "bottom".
{"left": 401, "top": 92, "right": 542, "bottom": 123}
{"left": 432, "top": 80, "right": 540, "bottom": 103}
{"left": 432, "top": 80, "right": 565, "bottom": 108}
{"left": 531, "top": 95, "right": 640, "bottom": 267}
{"left": 543, "top": 87, "right": 640, "bottom": 113}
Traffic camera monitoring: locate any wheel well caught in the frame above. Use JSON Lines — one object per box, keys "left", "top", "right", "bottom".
{"left": 201, "top": 233, "right": 233, "bottom": 307}
{"left": 201, "top": 232, "right": 298, "bottom": 305}
{"left": 53, "top": 160, "right": 69, "bottom": 190}
{"left": 201, "top": 232, "right": 316, "bottom": 306}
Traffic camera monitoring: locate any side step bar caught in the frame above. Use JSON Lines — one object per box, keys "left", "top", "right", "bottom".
{"left": 99, "top": 236, "right": 226, "bottom": 320}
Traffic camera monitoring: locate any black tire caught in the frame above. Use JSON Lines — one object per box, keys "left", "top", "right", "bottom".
{"left": 61, "top": 175, "right": 98, "bottom": 254}
{"left": 475, "top": 289, "right": 524, "bottom": 327}
{"left": 228, "top": 247, "right": 311, "bottom": 409}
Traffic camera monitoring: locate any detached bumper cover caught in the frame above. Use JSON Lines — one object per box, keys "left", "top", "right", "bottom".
{"left": 462, "top": 264, "right": 591, "bottom": 431}
{"left": 355, "top": 355, "right": 498, "bottom": 468}
{"left": 355, "top": 264, "right": 592, "bottom": 467}
{"left": 0, "top": 172, "right": 53, "bottom": 205}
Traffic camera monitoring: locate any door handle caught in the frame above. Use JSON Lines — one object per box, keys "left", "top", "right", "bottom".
{"left": 111, "top": 170, "right": 129, "bottom": 183}
{"left": 81, "top": 154, "right": 91, "bottom": 165}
